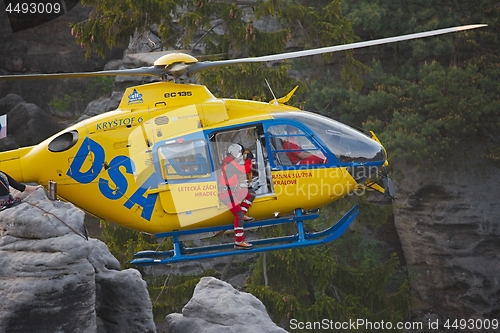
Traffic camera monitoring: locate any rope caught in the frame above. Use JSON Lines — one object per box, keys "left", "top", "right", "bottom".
{"left": 24, "top": 201, "right": 88, "bottom": 241}
{"left": 153, "top": 271, "right": 172, "bottom": 307}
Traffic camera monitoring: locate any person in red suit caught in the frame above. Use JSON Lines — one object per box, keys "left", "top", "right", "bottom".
{"left": 283, "top": 126, "right": 327, "bottom": 165}
{"left": 219, "top": 143, "right": 255, "bottom": 250}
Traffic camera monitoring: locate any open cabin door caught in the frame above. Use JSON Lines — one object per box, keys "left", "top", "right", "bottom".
{"left": 209, "top": 124, "right": 274, "bottom": 198}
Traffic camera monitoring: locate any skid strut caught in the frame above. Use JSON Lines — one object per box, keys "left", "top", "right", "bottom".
{"left": 131, "top": 205, "right": 359, "bottom": 266}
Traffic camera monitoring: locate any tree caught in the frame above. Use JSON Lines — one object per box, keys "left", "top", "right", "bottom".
{"left": 100, "top": 221, "right": 171, "bottom": 267}
{"left": 298, "top": 0, "right": 499, "bottom": 166}
{"left": 71, "top": 0, "right": 368, "bottom": 100}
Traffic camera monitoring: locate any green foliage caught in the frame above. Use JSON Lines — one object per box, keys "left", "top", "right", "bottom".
{"left": 85, "top": 75, "right": 115, "bottom": 98}
{"left": 198, "top": 62, "right": 297, "bottom": 100}
{"left": 274, "top": 0, "right": 370, "bottom": 90}
{"left": 70, "top": 0, "right": 178, "bottom": 58}
{"left": 300, "top": 55, "right": 499, "bottom": 167}
{"left": 330, "top": 0, "right": 500, "bottom": 167}
{"left": 247, "top": 198, "right": 410, "bottom": 331}
{"left": 100, "top": 221, "right": 172, "bottom": 268}
{"left": 71, "top": 0, "right": 371, "bottom": 99}
{"left": 254, "top": 247, "right": 411, "bottom": 331}
{"left": 310, "top": 195, "right": 392, "bottom": 232}
{"left": 279, "top": 0, "right": 353, "bottom": 47}
{"left": 48, "top": 93, "right": 80, "bottom": 114}
{"left": 48, "top": 76, "right": 114, "bottom": 113}
{"left": 360, "top": 58, "right": 500, "bottom": 165}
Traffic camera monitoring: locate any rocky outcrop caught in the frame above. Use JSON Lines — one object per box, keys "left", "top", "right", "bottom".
{"left": 0, "top": 189, "right": 156, "bottom": 333}
{"left": 394, "top": 154, "right": 500, "bottom": 321}
{"left": 0, "top": 94, "right": 63, "bottom": 150}
{"left": 166, "top": 277, "right": 288, "bottom": 333}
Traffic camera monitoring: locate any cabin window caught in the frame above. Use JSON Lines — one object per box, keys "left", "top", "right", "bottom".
{"left": 212, "top": 127, "right": 259, "bottom": 165}
{"left": 48, "top": 130, "right": 79, "bottom": 152}
{"left": 267, "top": 124, "right": 327, "bottom": 166}
{"left": 157, "top": 138, "right": 210, "bottom": 180}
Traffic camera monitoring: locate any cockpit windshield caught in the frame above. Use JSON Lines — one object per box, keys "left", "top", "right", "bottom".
{"left": 272, "top": 111, "right": 386, "bottom": 165}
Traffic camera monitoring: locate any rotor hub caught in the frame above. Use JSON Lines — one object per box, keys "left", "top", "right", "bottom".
{"left": 153, "top": 53, "right": 199, "bottom": 67}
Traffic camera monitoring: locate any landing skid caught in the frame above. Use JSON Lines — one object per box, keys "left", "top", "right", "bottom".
{"left": 131, "top": 205, "right": 359, "bottom": 266}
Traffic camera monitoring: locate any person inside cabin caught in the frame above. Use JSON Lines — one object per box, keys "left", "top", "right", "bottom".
{"left": 218, "top": 143, "right": 256, "bottom": 250}
{"left": 0, "top": 171, "right": 42, "bottom": 210}
{"left": 282, "top": 125, "right": 327, "bottom": 165}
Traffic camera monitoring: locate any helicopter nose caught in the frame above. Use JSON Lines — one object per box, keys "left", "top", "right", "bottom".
{"left": 325, "top": 127, "right": 387, "bottom": 167}
{"left": 327, "top": 129, "right": 387, "bottom": 184}
{"left": 333, "top": 137, "right": 386, "bottom": 165}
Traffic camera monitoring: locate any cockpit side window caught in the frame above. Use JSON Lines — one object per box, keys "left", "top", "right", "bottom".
{"left": 267, "top": 124, "right": 328, "bottom": 166}
{"left": 272, "top": 112, "right": 386, "bottom": 165}
{"left": 157, "top": 139, "right": 210, "bottom": 180}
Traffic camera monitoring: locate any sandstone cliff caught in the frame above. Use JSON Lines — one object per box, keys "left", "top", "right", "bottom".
{"left": 0, "top": 189, "right": 288, "bottom": 333}
{"left": 0, "top": 189, "right": 156, "bottom": 333}
{"left": 394, "top": 154, "right": 500, "bottom": 321}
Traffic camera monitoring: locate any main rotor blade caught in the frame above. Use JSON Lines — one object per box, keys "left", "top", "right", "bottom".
{"left": 0, "top": 66, "right": 165, "bottom": 80}
{"left": 187, "top": 24, "right": 486, "bottom": 75}
{"left": 0, "top": 24, "right": 486, "bottom": 80}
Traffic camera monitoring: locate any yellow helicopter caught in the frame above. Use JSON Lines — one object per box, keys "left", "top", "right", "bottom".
{"left": 0, "top": 24, "right": 485, "bottom": 265}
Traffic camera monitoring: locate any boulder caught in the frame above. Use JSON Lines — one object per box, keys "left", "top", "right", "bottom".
{"left": 0, "top": 94, "right": 63, "bottom": 150}
{"left": 0, "top": 189, "right": 156, "bottom": 333}
{"left": 74, "top": 91, "right": 123, "bottom": 123}
{"left": 166, "top": 276, "right": 288, "bottom": 333}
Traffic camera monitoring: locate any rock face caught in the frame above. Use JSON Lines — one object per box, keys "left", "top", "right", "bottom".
{"left": 0, "top": 189, "right": 156, "bottom": 333}
{"left": 394, "top": 155, "right": 500, "bottom": 320}
{"left": 0, "top": 94, "right": 64, "bottom": 150}
{"left": 166, "top": 277, "right": 288, "bottom": 333}
{"left": 0, "top": 3, "right": 123, "bottom": 115}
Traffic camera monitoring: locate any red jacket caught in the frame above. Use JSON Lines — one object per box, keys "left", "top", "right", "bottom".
{"left": 219, "top": 155, "right": 251, "bottom": 188}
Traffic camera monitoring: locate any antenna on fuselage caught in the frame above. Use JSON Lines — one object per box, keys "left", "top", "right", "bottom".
{"left": 265, "top": 79, "right": 279, "bottom": 105}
